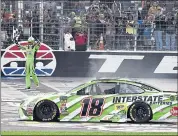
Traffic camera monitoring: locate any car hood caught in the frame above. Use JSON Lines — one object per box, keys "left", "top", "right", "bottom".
{"left": 20, "top": 92, "right": 64, "bottom": 108}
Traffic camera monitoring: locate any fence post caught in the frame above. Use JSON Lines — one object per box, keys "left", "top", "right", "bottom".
{"left": 59, "top": 1, "right": 64, "bottom": 50}
{"left": 87, "top": 27, "right": 90, "bottom": 50}
{"left": 39, "top": 0, "right": 44, "bottom": 42}
{"left": 134, "top": 2, "right": 139, "bottom": 51}
{"left": 17, "top": 1, "right": 23, "bottom": 28}
{"left": 30, "top": 11, "right": 33, "bottom": 36}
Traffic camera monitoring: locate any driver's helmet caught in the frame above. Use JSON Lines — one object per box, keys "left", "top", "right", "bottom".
{"left": 28, "top": 36, "right": 35, "bottom": 43}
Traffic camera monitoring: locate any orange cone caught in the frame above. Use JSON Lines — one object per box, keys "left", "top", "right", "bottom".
{"left": 99, "top": 33, "right": 104, "bottom": 50}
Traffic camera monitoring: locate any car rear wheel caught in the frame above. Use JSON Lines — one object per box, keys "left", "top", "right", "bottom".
{"left": 129, "top": 102, "right": 152, "bottom": 123}
{"left": 34, "top": 100, "right": 59, "bottom": 121}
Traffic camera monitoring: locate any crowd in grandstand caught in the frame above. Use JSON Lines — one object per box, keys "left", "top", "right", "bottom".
{"left": 1, "top": 0, "right": 178, "bottom": 51}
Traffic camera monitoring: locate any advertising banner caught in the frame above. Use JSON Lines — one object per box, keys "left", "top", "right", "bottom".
{"left": 1, "top": 50, "right": 177, "bottom": 78}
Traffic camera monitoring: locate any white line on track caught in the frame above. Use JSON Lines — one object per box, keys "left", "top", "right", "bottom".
{"left": 2, "top": 120, "right": 177, "bottom": 132}
{"left": 6, "top": 102, "right": 20, "bottom": 107}
{"left": 1, "top": 110, "right": 18, "bottom": 114}
{"left": 2, "top": 82, "right": 28, "bottom": 99}
{"left": 1, "top": 99, "right": 22, "bottom": 102}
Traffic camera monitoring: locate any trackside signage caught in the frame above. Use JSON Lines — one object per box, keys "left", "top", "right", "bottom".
{"left": 89, "top": 55, "right": 177, "bottom": 74}
{"left": 89, "top": 55, "right": 144, "bottom": 73}
{"left": 1, "top": 42, "right": 56, "bottom": 76}
{"left": 1, "top": 51, "right": 177, "bottom": 78}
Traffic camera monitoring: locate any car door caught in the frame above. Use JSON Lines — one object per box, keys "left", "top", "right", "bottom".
{"left": 59, "top": 84, "right": 93, "bottom": 122}
{"left": 78, "top": 82, "right": 119, "bottom": 122}
{"left": 60, "top": 82, "right": 121, "bottom": 122}
{"left": 96, "top": 82, "right": 128, "bottom": 122}
{"left": 66, "top": 83, "right": 103, "bottom": 122}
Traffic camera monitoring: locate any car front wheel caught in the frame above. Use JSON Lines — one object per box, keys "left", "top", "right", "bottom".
{"left": 34, "top": 100, "right": 59, "bottom": 121}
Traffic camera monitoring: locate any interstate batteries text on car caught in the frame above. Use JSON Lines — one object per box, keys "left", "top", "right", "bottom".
{"left": 113, "top": 95, "right": 173, "bottom": 105}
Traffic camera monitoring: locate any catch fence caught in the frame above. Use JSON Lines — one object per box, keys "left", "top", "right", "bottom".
{"left": 1, "top": 0, "right": 178, "bottom": 51}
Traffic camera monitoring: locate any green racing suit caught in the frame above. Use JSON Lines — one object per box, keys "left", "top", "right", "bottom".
{"left": 17, "top": 42, "right": 40, "bottom": 89}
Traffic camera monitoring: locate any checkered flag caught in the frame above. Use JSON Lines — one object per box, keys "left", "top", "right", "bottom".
{"left": 13, "top": 26, "right": 22, "bottom": 43}
{"left": 13, "top": 27, "right": 19, "bottom": 39}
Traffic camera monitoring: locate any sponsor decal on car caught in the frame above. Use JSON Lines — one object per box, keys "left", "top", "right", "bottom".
{"left": 170, "top": 107, "right": 178, "bottom": 116}
{"left": 113, "top": 95, "right": 163, "bottom": 103}
{"left": 60, "top": 96, "right": 68, "bottom": 115}
{"left": 115, "top": 104, "right": 127, "bottom": 116}
{"left": 113, "top": 95, "right": 172, "bottom": 105}
{"left": 170, "top": 95, "right": 178, "bottom": 101}
{"left": 115, "top": 104, "right": 127, "bottom": 111}
{"left": 80, "top": 98, "right": 105, "bottom": 117}
{"left": 26, "top": 107, "right": 33, "bottom": 115}
{"left": 113, "top": 104, "right": 127, "bottom": 121}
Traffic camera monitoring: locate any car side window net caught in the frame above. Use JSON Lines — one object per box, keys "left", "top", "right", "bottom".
{"left": 93, "top": 82, "right": 117, "bottom": 95}
{"left": 77, "top": 82, "right": 118, "bottom": 95}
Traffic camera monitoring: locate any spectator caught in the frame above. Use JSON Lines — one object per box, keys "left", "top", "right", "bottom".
{"left": 105, "top": 17, "right": 115, "bottom": 50}
{"left": 64, "top": 32, "right": 75, "bottom": 51}
{"left": 165, "top": 12, "right": 176, "bottom": 51}
{"left": 115, "top": 16, "right": 127, "bottom": 50}
{"left": 141, "top": 1, "right": 151, "bottom": 20}
{"left": 1, "top": 42, "right": 4, "bottom": 49}
{"left": 143, "top": 19, "right": 153, "bottom": 50}
{"left": 176, "top": 11, "right": 178, "bottom": 49}
{"left": 176, "top": 11, "right": 178, "bottom": 33}
{"left": 81, "top": 14, "right": 88, "bottom": 32}
{"left": 111, "top": 1, "right": 121, "bottom": 17}
{"left": 70, "top": 12, "right": 82, "bottom": 38}
{"left": 147, "top": 1, "right": 165, "bottom": 50}
{"left": 148, "top": 1, "right": 163, "bottom": 18}
{"left": 154, "top": 14, "right": 166, "bottom": 50}
{"left": 137, "top": 11, "right": 145, "bottom": 50}
{"left": 126, "top": 14, "right": 136, "bottom": 50}
{"left": 74, "top": 30, "right": 88, "bottom": 51}
{"left": 95, "top": 14, "right": 106, "bottom": 40}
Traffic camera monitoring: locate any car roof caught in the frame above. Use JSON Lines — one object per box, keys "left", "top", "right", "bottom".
{"left": 91, "top": 78, "right": 140, "bottom": 83}
{"left": 90, "top": 78, "right": 162, "bottom": 91}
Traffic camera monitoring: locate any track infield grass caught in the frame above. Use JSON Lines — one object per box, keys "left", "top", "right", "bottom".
{"left": 1, "top": 131, "right": 177, "bottom": 135}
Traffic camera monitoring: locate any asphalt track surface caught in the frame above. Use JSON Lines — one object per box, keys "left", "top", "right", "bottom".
{"left": 1, "top": 77, "right": 178, "bottom": 132}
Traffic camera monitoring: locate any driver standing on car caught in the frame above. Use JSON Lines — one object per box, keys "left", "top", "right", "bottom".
{"left": 14, "top": 36, "right": 40, "bottom": 90}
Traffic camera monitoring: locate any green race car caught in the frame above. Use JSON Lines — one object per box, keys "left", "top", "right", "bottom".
{"left": 18, "top": 78, "right": 178, "bottom": 123}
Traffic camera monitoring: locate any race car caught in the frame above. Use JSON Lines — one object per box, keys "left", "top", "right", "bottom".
{"left": 18, "top": 78, "right": 178, "bottom": 123}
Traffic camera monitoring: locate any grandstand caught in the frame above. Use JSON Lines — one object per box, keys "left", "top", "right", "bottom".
{"left": 1, "top": 0, "right": 178, "bottom": 51}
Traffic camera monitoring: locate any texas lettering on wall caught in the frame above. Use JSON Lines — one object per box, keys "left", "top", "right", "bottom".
{"left": 89, "top": 55, "right": 177, "bottom": 74}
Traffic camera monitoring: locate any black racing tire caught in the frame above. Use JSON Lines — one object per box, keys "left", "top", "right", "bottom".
{"left": 129, "top": 102, "right": 152, "bottom": 123}
{"left": 34, "top": 100, "right": 59, "bottom": 122}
